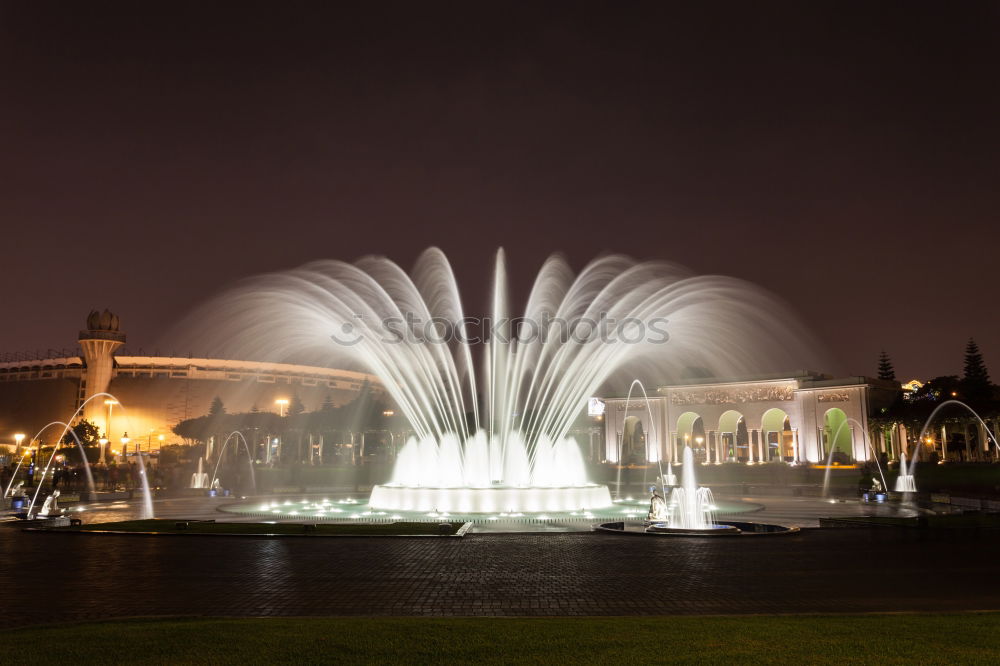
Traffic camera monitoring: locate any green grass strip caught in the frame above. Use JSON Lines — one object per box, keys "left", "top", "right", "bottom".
{"left": 4, "top": 614, "right": 1000, "bottom": 665}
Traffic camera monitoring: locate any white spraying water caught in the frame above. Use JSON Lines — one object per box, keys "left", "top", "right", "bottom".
{"left": 665, "top": 447, "right": 717, "bottom": 529}
{"left": 177, "top": 248, "right": 824, "bottom": 512}
{"left": 190, "top": 457, "right": 209, "bottom": 489}
{"left": 894, "top": 451, "right": 917, "bottom": 492}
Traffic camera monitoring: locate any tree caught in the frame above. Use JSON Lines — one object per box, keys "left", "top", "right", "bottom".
{"left": 912, "top": 375, "right": 961, "bottom": 402}
{"left": 962, "top": 338, "right": 991, "bottom": 400}
{"left": 877, "top": 350, "right": 896, "bottom": 382}
{"left": 63, "top": 419, "right": 101, "bottom": 446}
{"left": 209, "top": 396, "right": 226, "bottom": 416}
{"left": 321, "top": 394, "right": 336, "bottom": 411}
{"left": 289, "top": 392, "right": 306, "bottom": 415}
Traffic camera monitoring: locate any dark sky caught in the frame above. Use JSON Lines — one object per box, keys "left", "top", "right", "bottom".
{"left": 2, "top": 1, "right": 997, "bottom": 379}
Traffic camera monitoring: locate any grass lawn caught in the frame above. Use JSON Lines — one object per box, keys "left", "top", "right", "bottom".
{"left": 50, "top": 519, "right": 465, "bottom": 536}
{"left": 5, "top": 614, "right": 1000, "bottom": 665}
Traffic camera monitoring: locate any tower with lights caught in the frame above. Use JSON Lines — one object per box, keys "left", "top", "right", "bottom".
{"left": 78, "top": 309, "right": 126, "bottom": 431}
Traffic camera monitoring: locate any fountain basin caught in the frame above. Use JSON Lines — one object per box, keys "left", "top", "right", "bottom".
{"left": 646, "top": 522, "right": 741, "bottom": 535}
{"left": 369, "top": 483, "right": 613, "bottom": 514}
{"left": 595, "top": 520, "right": 799, "bottom": 537}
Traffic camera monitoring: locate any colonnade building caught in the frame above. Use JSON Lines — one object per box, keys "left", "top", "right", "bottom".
{"left": 599, "top": 372, "right": 901, "bottom": 465}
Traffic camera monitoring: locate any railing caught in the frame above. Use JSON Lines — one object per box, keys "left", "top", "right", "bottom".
{"left": 0, "top": 348, "right": 79, "bottom": 363}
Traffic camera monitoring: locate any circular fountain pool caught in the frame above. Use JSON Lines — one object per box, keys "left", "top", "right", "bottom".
{"left": 218, "top": 494, "right": 757, "bottom": 529}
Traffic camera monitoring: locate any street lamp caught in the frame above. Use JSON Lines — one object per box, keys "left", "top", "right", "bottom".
{"left": 275, "top": 398, "right": 290, "bottom": 417}
{"left": 14, "top": 432, "right": 25, "bottom": 456}
{"left": 121, "top": 433, "right": 130, "bottom": 460}
{"left": 99, "top": 437, "right": 109, "bottom": 463}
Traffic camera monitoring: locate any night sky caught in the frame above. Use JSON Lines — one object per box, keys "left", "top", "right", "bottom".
{"left": 2, "top": 1, "right": 997, "bottom": 380}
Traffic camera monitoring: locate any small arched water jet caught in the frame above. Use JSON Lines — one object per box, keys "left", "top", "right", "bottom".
{"left": 911, "top": 400, "right": 1000, "bottom": 470}
{"left": 3, "top": 451, "right": 30, "bottom": 499}
{"left": 209, "top": 431, "right": 257, "bottom": 494}
{"left": 27, "top": 393, "right": 154, "bottom": 520}
{"left": 51, "top": 425, "right": 96, "bottom": 503}
{"left": 820, "top": 417, "right": 886, "bottom": 497}
{"left": 23, "top": 421, "right": 78, "bottom": 517}
{"left": 5, "top": 421, "right": 69, "bottom": 499}
{"left": 614, "top": 380, "right": 664, "bottom": 502}
{"left": 26, "top": 425, "right": 93, "bottom": 518}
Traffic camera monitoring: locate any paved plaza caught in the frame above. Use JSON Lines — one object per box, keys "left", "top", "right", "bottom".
{"left": 3, "top": 495, "right": 1000, "bottom": 626}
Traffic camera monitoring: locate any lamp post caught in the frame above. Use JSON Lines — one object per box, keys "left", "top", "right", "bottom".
{"left": 14, "top": 432, "right": 25, "bottom": 457}
{"left": 121, "top": 433, "right": 130, "bottom": 461}
{"left": 98, "top": 437, "right": 109, "bottom": 463}
{"left": 275, "top": 398, "right": 290, "bottom": 417}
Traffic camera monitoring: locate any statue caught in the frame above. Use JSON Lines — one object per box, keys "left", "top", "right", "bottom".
{"left": 870, "top": 476, "right": 883, "bottom": 493}
{"left": 647, "top": 488, "right": 668, "bottom": 522}
{"left": 38, "top": 490, "right": 62, "bottom": 517}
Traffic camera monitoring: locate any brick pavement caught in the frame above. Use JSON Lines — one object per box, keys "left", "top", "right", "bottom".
{"left": 2, "top": 527, "right": 1000, "bottom": 626}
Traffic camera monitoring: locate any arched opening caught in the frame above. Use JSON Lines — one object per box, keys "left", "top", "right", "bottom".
{"left": 621, "top": 415, "right": 647, "bottom": 465}
{"left": 675, "top": 411, "right": 705, "bottom": 462}
{"left": 823, "top": 408, "right": 852, "bottom": 462}
{"left": 717, "top": 410, "right": 748, "bottom": 463}
{"left": 761, "top": 408, "right": 794, "bottom": 462}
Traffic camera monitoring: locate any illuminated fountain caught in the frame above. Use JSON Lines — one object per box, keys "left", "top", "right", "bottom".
{"left": 894, "top": 451, "right": 916, "bottom": 493}
{"left": 186, "top": 248, "right": 821, "bottom": 515}
{"left": 370, "top": 431, "right": 607, "bottom": 513}
{"left": 209, "top": 432, "right": 257, "bottom": 494}
{"left": 662, "top": 446, "right": 718, "bottom": 529}
{"left": 601, "top": 446, "right": 797, "bottom": 537}
{"left": 190, "top": 457, "right": 209, "bottom": 489}
{"left": 20, "top": 393, "right": 154, "bottom": 520}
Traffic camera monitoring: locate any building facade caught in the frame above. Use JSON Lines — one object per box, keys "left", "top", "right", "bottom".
{"left": 599, "top": 372, "right": 900, "bottom": 465}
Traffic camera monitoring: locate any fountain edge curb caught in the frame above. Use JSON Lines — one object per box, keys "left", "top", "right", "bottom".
{"left": 21, "top": 521, "right": 474, "bottom": 538}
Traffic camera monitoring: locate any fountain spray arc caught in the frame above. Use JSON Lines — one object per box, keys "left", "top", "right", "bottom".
{"left": 188, "top": 248, "right": 822, "bottom": 513}
{"left": 898, "top": 399, "right": 1000, "bottom": 492}
{"left": 5, "top": 421, "right": 90, "bottom": 499}
{"left": 25, "top": 393, "right": 154, "bottom": 520}
{"left": 614, "top": 379, "right": 666, "bottom": 501}
{"left": 914, "top": 400, "right": 1000, "bottom": 453}
{"left": 209, "top": 431, "right": 257, "bottom": 494}
{"left": 820, "top": 417, "right": 887, "bottom": 497}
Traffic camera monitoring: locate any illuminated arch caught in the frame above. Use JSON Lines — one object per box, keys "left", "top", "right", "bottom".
{"left": 675, "top": 411, "right": 705, "bottom": 460}
{"left": 717, "top": 409, "right": 747, "bottom": 462}
{"left": 823, "top": 407, "right": 852, "bottom": 458}
{"left": 761, "top": 407, "right": 793, "bottom": 462}
{"left": 621, "top": 415, "right": 647, "bottom": 464}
